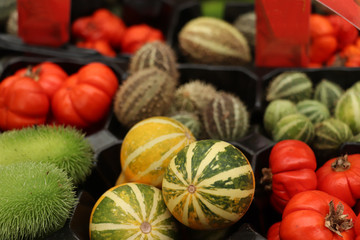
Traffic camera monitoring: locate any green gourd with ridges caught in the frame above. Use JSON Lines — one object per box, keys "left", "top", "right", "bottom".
{"left": 263, "top": 99, "right": 297, "bottom": 135}
{"left": 162, "top": 139, "right": 255, "bottom": 230}
{"left": 312, "top": 118, "right": 353, "bottom": 150}
{"left": 202, "top": 92, "right": 249, "bottom": 141}
{"left": 296, "top": 99, "right": 330, "bottom": 124}
{"left": 170, "top": 111, "right": 203, "bottom": 139}
{"left": 129, "top": 41, "right": 179, "bottom": 80}
{"left": 350, "top": 81, "right": 360, "bottom": 93}
{"left": 0, "top": 125, "right": 94, "bottom": 185}
{"left": 313, "top": 79, "right": 344, "bottom": 113}
{"left": 0, "top": 162, "right": 76, "bottom": 240}
{"left": 113, "top": 67, "right": 177, "bottom": 128}
{"left": 272, "top": 113, "right": 315, "bottom": 144}
{"left": 266, "top": 71, "right": 313, "bottom": 102}
{"left": 90, "top": 182, "right": 178, "bottom": 239}
{"left": 334, "top": 89, "right": 360, "bottom": 135}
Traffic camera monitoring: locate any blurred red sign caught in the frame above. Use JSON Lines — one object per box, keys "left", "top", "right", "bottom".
{"left": 315, "top": 0, "right": 360, "bottom": 30}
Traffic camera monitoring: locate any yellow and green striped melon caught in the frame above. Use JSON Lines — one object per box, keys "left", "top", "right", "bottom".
{"left": 120, "top": 116, "right": 196, "bottom": 188}
{"left": 162, "top": 139, "right": 255, "bottom": 230}
{"left": 90, "top": 182, "right": 178, "bottom": 239}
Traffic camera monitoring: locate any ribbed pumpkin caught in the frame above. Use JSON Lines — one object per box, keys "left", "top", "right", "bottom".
{"left": 120, "top": 116, "right": 196, "bottom": 188}
{"left": 89, "top": 183, "right": 178, "bottom": 239}
{"left": 162, "top": 139, "right": 255, "bottom": 230}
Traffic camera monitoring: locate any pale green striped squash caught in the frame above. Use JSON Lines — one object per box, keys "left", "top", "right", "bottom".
{"left": 266, "top": 71, "right": 313, "bottom": 102}
{"left": 162, "top": 139, "right": 255, "bottom": 230}
{"left": 313, "top": 79, "right": 344, "bottom": 113}
{"left": 120, "top": 116, "right": 196, "bottom": 188}
{"left": 335, "top": 89, "right": 360, "bottom": 135}
{"left": 296, "top": 99, "right": 330, "bottom": 124}
{"left": 90, "top": 183, "right": 178, "bottom": 240}
{"left": 272, "top": 113, "right": 315, "bottom": 144}
{"left": 312, "top": 118, "right": 353, "bottom": 150}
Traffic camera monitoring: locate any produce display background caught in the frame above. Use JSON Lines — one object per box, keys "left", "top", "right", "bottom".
{"left": 0, "top": 1, "right": 360, "bottom": 239}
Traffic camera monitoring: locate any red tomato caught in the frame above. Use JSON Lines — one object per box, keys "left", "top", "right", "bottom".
{"left": 51, "top": 62, "right": 119, "bottom": 129}
{"left": 280, "top": 190, "right": 356, "bottom": 240}
{"left": 327, "top": 14, "right": 359, "bottom": 51}
{"left": 268, "top": 139, "right": 317, "bottom": 213}
{"left": 0, "top": 74, "right": 50, "bottom": 131}
{"left": 316, "top": 154, "right": 360, "bottom": 207}
{"left": 267, "top": 222, "right": 281, "bottom": 240}
{"left": 14, "top": 62, "right": 68, "bottom": 98}
{"left": 121, "top": 24, "right": 165, "bottom": 54}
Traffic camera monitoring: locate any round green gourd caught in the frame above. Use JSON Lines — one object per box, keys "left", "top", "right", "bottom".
{"left": 263, "top": 99, "right": 297, "bottom": 135}
{"left": 313, "top": 79, "right": 344, "bottom": 113}
{"left": 350, "top": 81, "right": 360, "bottom": 93}
{"left": 0, "top": 162, "right": 76, "bottom": 240}
{"left": 334, "top": 89, "right": 360, "bottom": 135}
{"left": 90, "top": 182, "right": 178, "bottom": 239}
{"left": 162, "top": 139, "right": 255, "bottom": 230}
{"left": 312, "top": 118, "right": 353, "bottom": 150}
{"left": 296, "top": 99, "right": 330, "bottom": 124}
{"left": 272, "top": 113, "right": 315, "bottom": 144}
{"left": 266, "top": 71, "right": 313, "bottom": 103}
{"left": 202, "top": 91, "right": 249, "bottom": 141}
{"left": 169, "top": 111, "right": 203, "bottom": 139}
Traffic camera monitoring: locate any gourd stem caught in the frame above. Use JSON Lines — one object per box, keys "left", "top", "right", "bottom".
{"left": 260, "top": 168, "right": 272, "bottom": 191}
{"left": 187, "top": 184, "right": 196, "bottom": 194}
{"left": 331, "top": 154, "right": 350, "bottom": 172}
{"left": 324, "top": 200, "right": 353, "bottom": 237}
{"left": 140, "top": 221, "right": 152, "bottom": 234}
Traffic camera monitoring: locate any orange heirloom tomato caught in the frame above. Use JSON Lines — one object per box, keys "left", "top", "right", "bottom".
{"left": 263, "top": 139, "right": 317, "bottom": 213}
{"left": 0, "top": 73, "right": 49, "bottom": 131}
{"left": 316, "top": 154, "right": 360, "bottom": 207}
{"left": 280, "top": 190, "right": 356, "bottom": 240}
{"left": 51, "top": 62, "right": 119, "bottom": 129}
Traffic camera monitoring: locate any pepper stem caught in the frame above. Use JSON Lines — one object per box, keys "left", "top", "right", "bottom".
{"left": 331, "top": 154, "right": 350, "bottom": 172}
{"left": 23, "top": 65, "right": 41, "bottom": 81}
{"left": 324, "top": 200, "right": 353, "bottom": 237}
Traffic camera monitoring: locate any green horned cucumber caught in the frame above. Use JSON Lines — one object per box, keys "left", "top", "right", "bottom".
{"left": 169, "top": 79, "right": 219, "bottom": 115}
{"left": 113, "top": 67, "right": 177, "bottom": 128}
{"left": 263, "top": 99, "right": 297, "bottom": 135}
{"left": 90, "top": 182, "right": 178, "bottom": 240}
{"left": 312, "top": 118, "right": 353, "bottom": 150}
{"left": 0, "top": 162, "right": 76, "bottom": 240}
{"left": 178, "top": 16, "right": 251, "bottom": 65}
{"left": 313, "top": 79, "right": 344, "bottom": 113}
{"left": 129, "top": 41, "right": 179, "bottom": 80}
{"left": 272, "top": 113, "right": 315, "bottom": 144}
{"left": 334, "top": 89, "right": 360, "bottom": 135}
{"left": 0, "top": 125, "right": 94, "bottom": 184}
{"left": 202, "top": 91, "right": 249, "bottom": 141}
{"left": 162, "top": 139, "right": 255, "bottom": 230}
{"left": 169, "top": 111, "right": 203, "bottom": 139}
{"left": 296, "top": 99, "right": 330, "bottom": 124}
{"left": 266, "top": 71, "right": 313, "bottom": 102}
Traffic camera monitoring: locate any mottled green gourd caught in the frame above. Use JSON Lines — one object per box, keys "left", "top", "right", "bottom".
{"left": 334, "top": 89, "right": 360, "bottom": 135}
{"left": 113, "top": 67, "right": 177, "bottom": 128}
{"left": 129, "top": 41, "right": 179, "bottom": 80}
{"left": 313, "top": 79, "right": 344, "bottom": 113}
{"left": 169, "top": 80, "right": 218, "bottom": 115}
{"left": 0, "top": 125, "right": 94, "bottom": 185}
{"left": 233, "top": 11, "right": 256, "bottom": 48}
{"left": 272, "top": 113, "right": 315, "bottom": 144}
{"left": 169, "top": 111, "right": 203, "bottom": 139}
{"left": 312, "top": 118, "right": 353, "bottom": 150}
{"left": 296, "top": 99, "right": 330, "bottom": 124}
{"left": 178, "top": 16, "right": 251, "bottom": 65}
{"left": 202, "top": 92, "right": 249, "bottom": 141}
{"left": 0, "top": 162, "right": 76, "bottom": 240}
{"left": 266, "top": 71, "right": 313, "bottom": 102}
{"left": 263, "top": 99, "right": 297, "bottom": 135}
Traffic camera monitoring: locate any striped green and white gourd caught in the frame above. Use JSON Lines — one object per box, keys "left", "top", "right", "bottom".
{"left": 296, "top": 99, "right": 330, "bottom": 124}
{"left": 169, "top": 111, "right": 203, "bottom": 139}
{"left": 272, "top": 113, "right": 315, "bottom": 144}
{"left": 90, "top": 183, "right": 178, "bottom": 239}
{"left": 263, "top": 99, "right": 298, "bottom": 135}
{"left": 202, "top": 92, "right": 249, "bottom": 141}
{"left": 313, "top": 79, "right": 344, "bottom": 113}
{"left": 312, "top": 118, "right": 353, "bottom": 150}
{"left": 334, "top": 89, "right": 360, "bottom": 135}
{"left": 350, "top": 81, "right": 360, "bottom": 93}
{"left": 162, "top": 139, "right": 255, "bottom": 230}
{"left": 266, "top": 71, "right": 313, "bottom": 102}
